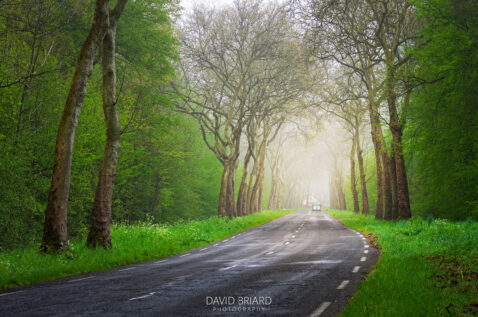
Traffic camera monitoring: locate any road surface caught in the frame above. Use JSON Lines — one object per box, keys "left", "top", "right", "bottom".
{"left": 0, "top": 210, "right": 378, "bottom": 316}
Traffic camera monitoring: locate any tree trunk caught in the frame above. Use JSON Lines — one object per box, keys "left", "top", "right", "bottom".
{"left": 276, "top": 177, "right": 283, "bottom": 209}
{"left": 237, "top": 147, "right": 251, "bottom": 216}
{"left": 15, "top": 84, "right": 29, "bottom": 144}
{"left": 374, "top": 109, "right": 393, "bottom": 220}
{"left": 87, "top": 1, "right": 127, "bottom": 248}
{"left": 41, "top": 0, "right": 110, "bottom": 252}
{"left": 389, "top": 153, "right": 398, "bottom": 220}
{"left": 385, "top": 61, "right": 411, "bottom": 219}
{"left": 370, "top": 124, "right": 383, "bottom": 219}
{"left": 350, "top": 135, "right": 360, "bottom": 213}
{"left": 267, "top": 168, "right": 277, "bottom": 210}
{"left": 355, "top": 121, "right": 369, "bottom": 215}
{"left": 249, "top": 144, "right": 266, "bottom": 213}
{"left": 226, "top": 160, "right": 236, "bottom": 218}
{"left": 336, "top": 162, "right": 346, "bottom": 210}
{"left": 329, "top": 174, "right": 337, "bottom": 209}
{"left": 218, "top": 160, "right": 229, "bottom": 217}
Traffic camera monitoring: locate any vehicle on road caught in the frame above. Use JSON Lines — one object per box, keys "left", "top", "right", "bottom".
{"left": 312, "top": 203, "right": 321, "bottom": 211}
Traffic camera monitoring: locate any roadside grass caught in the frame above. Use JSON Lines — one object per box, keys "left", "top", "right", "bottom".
{"left": 326, "top": 209, "right": 478, "bottom": 316}
{"left": 0, "top": 209, "right": 293, "bottom": 291}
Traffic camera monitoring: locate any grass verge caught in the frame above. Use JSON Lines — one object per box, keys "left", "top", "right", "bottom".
{"left": 326, "top": 209, "right": 478, "bottom": 316}
{"left": 0, "top": 209, "right": 293, "bottom": 291}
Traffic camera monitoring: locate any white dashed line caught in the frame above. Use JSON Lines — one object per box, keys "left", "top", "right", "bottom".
{"left": 200, "top": 247, "right": 209, "bottom": 251}
{"left": 292, "top": 235, "right": 296, "bottom": 238}
{"left": 224, "top": 239, "right": 229, "bottom": 242}
{"left": 69, "top": 276, "right": 95, "bottom": 283}
{"left": 364, "top": 250, "right": 369, "bottom": 254}
{"left": 361, "top": 237, "right": 366, "bottom": 240}
{"left": 360, "top": 257, "right": 367, "bottom": 262}
{"left": 365, "top": 244, "right": 369, "bottom": 248}
{"left": 352, "top": 266, "right": 360, "bottom": 273}
{"left": 154, "top": 260, "right": 166, "bottom": 264}
{"left": 337, "top": 280, "right": 350, "bottom": 289}
{"left": 309, "top": 301, "right": 331, "bottom": 317}
{"left": 181, "top": 253, "right": 191, "bottom": 257}
{"left": 129, "top": 292, "right": 156, "bottom": 301}
{"left": 119, "top": 267, "right": 136, "bottom": 272}
{"left": 0, "top": 291, "right": 23, "bottom": 297}
{"left": 222, "top": 265, "right": 237, "bottom": 270}
{"left": 266, "top": 251, "right": 274, "bottom": 255}
{"left": 284, "top": 241, "right": 290, "bottom": 245}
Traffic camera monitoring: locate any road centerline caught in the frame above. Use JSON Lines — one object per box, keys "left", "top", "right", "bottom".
{"left": 309, "top": 301, "right": 331, "bottom": 317}
{"left": 337, "top": 280, "right": 350, "bottom": 289}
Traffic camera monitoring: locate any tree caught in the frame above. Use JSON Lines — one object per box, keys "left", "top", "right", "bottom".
{"left": 365, "top": 0, "right": 418, "bottom": 219}
{"left": 177, "top": 0, "right": 307, "bottom": 217}
{"left": 294, "top": 0, "right": 417, "bottom": 219}
{"left": 86, "top": 0, "right": 128, "bottom": 249}
{"left": 318, "top": 73, "right": 370, "bottom": 215}
{"left": 41, "top": 0, "right": 110, "bottom": 252}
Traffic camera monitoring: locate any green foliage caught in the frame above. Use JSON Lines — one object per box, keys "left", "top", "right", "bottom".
{"left": 327, "top": 210, "right": 478, "bottom": 316}
{"left": 0, "top": 0, "right": 221, "bottom": 250}
{"left": 0, "top": 209, "right": 292, "bottom": 290}
{"left": 404, "top": 0, "right": 478, "bottom": 220}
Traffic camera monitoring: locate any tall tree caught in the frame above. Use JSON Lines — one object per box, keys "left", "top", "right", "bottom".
{"left": 86, "top": 0, "right": 128, "bottom": 249}
{"left": 41, "top": 0, "right": 110, "bottom": 252}
{"left": 177, "top": 0, "right": 306, "bottom": 217}
{"left": 365, "top": 0, "right": 418, "bottom": 219}
{"left": 349, "top": 132, "right": 360, "bottom": 213}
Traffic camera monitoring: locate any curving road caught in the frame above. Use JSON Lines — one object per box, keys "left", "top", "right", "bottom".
{"left": 0, "top": 210, "right": 378, "bottom": 316}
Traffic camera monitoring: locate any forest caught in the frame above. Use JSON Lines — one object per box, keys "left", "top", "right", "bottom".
{"left": 0, "top": 0, "right": 477, "bottom": 254}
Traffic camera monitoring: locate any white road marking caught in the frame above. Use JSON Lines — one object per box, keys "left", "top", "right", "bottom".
{"left": 129, "top": 292, "right": 156, "bottom": 301}
{"left": 365, "top": 244, "right": 369, "bottom": 248}
{"left": 352, "top": 266, "right": 360, "bottom": 273}
{"left": 309, "top": 301, "right": 331, "bottom": 317}
{"left": 361, "top": 237, "right": 366, "bottom": 240}
{"left": 288, "top": 260, "right": 342, "bottom": 265}
{"left": 119, "top": 267, "right": 136, "bottom": 272}
{"left": 337, "top": 280, "right": 350, "bottom": 289}
{"left": 360, "top": 257, "right": 367, "bottom": 262}
{"left": 224, "top": 239, "right": 229, "bottom": 242}
{"left": 284, "top": 241, "right": 290, "bottom": 245}
{"left": 0, "top": 291, "right": 23, "bottom": 297}
{"left": 200, "top": 247, "right": 209, "bottom": 251}
{"left": 180, "top": 253, "right": 191, "bottom": 257}
{"left": 222, "top": 265, "right": 237, "bottom": 270}
{"left": 154, "top": 260, "right": 166, "bottom": 264}
{"left": 292, "top": 235, "right": 296, "bottom": 238}
{"left": 266, "top": 251, "right": 274, "bottom": 255}
{"left": 69, "top": 276, "right": 95, "bottom": 283}
{"left": 364, "top": 250, "right": 369, "bottom": 254}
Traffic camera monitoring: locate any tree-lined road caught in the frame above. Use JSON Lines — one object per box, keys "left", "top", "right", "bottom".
{"left": 0, "top": 210, "right": 378, "bottom": 316}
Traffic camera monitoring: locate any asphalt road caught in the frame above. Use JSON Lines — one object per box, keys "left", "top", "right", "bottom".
{"left": 0, "top": 210, "right": 378, "bottom": 316}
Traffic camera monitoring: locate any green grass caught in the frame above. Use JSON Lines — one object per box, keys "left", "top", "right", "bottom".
{"left": 326, "top": 209, "right": 478, "bottom": 316}
{"left": 0, "top": 209, "right": 293, "bottom": 291}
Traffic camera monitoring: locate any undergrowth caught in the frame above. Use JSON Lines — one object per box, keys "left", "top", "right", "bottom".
{"left": 0, "top": 209, "right": 292, "bottom": 290}
{"left": 327, "top": 210, "right": 478, "bottom": 316}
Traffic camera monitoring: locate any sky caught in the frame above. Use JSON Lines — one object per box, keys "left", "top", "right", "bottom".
{"left": 180, "top": 0, "right": 235, "bottom": 12}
